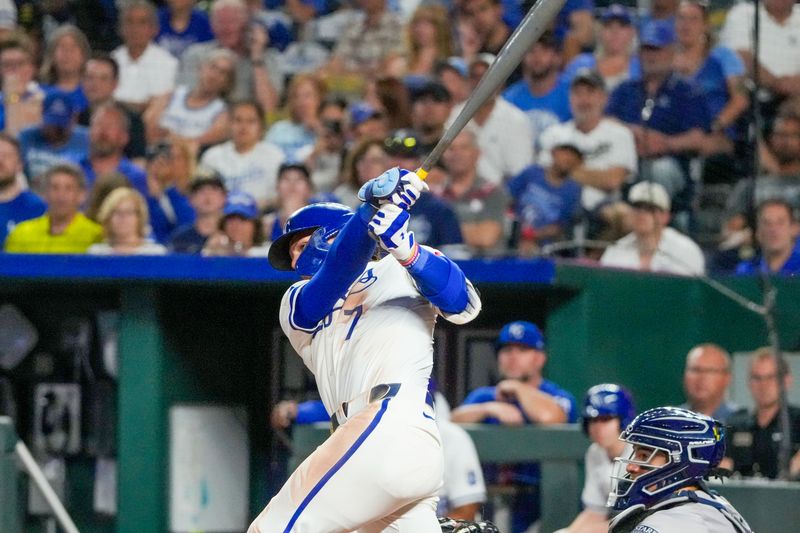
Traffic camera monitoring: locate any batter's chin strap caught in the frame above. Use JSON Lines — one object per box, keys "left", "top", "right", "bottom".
{"left": 438, "top": 517, "right": 500, "bottom": 533}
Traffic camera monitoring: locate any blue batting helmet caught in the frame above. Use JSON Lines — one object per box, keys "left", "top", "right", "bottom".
{"left": 268, "top": 203, "right": 353, "bottom": 276}
{"left": 581, "top": 383, "right": 636, "bottom": 434}
{"left": 609, "top": 406, "right": 726, "bottom": 512}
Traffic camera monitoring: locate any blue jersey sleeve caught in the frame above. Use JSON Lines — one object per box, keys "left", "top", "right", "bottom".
{"left": 291, "top": 204, "right": 377, "bottom": 329}
{"left": 712, "top": 46, "right": 745, "bottom": 78}
{"left": 295, "top": 400, "right": 330, "bottom": 424}
{"left": 461, "top": 386, "right": 497, "bottom": 405}
{"left": 406, "top": 246, "right": 468, "bottom": 314}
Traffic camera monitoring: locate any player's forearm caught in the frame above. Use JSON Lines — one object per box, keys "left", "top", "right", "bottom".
{"left": 406, "top": 246, "right": 468, "bottom": 313}
{"left": 451, "top": 404, "right": 491, "bottom": 423}
{"left": 516, "top": 388, "right": 567, "bottom": 424}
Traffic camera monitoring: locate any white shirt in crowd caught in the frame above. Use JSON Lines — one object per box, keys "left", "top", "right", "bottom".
{"left": 158, "top": 85, "right": 226, "bottom": 139}
{"left": 447, "top": 98, "right": 534, "bottom": 185}
{"left": 200, "top": 140, "right": 286, "bottom": 207}
{"left": 538, "top": 118, "right": 637, "bottom": 210}
{"left": 600, "top": 227, "right": 706, "bottom": 276}
{"left": 720, "top": 2, "right": 800, "bottom": 77}
{"left": 112, "top": 43, "right": 178, "bottom": 104}
{"left": 87, "top": 242, "right": 168, "bottom": 255}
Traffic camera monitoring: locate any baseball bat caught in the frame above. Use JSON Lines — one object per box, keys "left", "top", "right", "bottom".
{"left": 416, "top": 0, "right": 567, "bottom": 180}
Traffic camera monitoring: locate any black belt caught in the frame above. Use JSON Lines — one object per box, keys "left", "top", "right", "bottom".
{"left": 330, "top": 383, "right": 434, "bottom": 432}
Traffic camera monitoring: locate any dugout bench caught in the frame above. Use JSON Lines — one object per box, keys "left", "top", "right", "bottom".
{"left": 291, "top": 423, "right": 800, "bottom": 533}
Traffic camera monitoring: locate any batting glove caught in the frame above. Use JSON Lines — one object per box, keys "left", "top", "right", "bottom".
{"left": 368, "top": 204, "right": 419, "bottom": 265}
{"left": 359, "top": 167, "right": 429, "bottom": 210}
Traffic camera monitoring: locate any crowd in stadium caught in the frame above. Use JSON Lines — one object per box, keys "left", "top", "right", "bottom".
{"left": 0, "top": 0, "right": 798, "bottom": 276}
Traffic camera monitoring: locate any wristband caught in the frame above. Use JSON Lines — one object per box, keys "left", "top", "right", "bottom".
{"left": 399, "top": 242, "right": 421, "bottom": 268}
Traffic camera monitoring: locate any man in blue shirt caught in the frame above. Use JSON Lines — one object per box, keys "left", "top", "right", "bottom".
{"left": 452, "top": 321, "right": 577, "bottom": 532}
{"left": 0, "top": 133, "right": 46, "bottom": 247}
{"left": 736, "top": 199, "right": 800, "bottom": 277}
{"left": 606, "top": 20, "right": 711, "bottom": 221}
{"left": 503, "top": 31, "right": 572, "bottom": 147}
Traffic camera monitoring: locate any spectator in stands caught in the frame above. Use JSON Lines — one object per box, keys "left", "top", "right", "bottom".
{"left": 143, "top": 141, "right": 196, "bottom": 243}
{"left": 736, "top": 199, "right": 800, "bottom": 276}
{"left": 38, "top": 25, "right": 91, "bottom": 117}
{"left": 265, "top": 73, "right": 326, "bottom": 162}
{"left": 383, "top": 129, "right": 464, "bottom": 252}
{"left": 18, "top": 90, "right": 90, "bottom": 194}
{"left": 404, "top": 5, "right": 452, "bottom": 79}
{"left": 442, "top": 128, "right": 510, "bottom": 256}
{"left": 112, "top": 1, "right": 179, "bottom": 114}
{"left": 558, "top": 384, "right": 636, "bottom": 533}
{"left": 364, "top": 77, "right": 411, "bottom": 131}
{"left": 0, "top": 133, "right": 46, "bottom": 247}
{"left": 720, "top": 0, "right": 800, "bottom": 116}
{"left": 447, "top": 54, "right": 533, "bottom": 186}
{"left": 168, "top": 173, "right": 227, "bottom": 254}
{"left": 639, "top": 0, "right": 680, "bottom": 28}
{"left": 321, "top": 0, "right": 405, "bottom": 78}
{"left": 564, "top": 4, "right": 640, "bottom": 92}
{"left": 179, "top": 0, "right": 282, "bottom": 114}
{"left": 144, "top": 48, "right": 235, "bottom": 149}
{"left": 4, "top": 163, "right": 102, "bottom": 253}
{"left": 203, "top": 190, "right": 269, "bottom": 256}
{"left": 80, "top": 102, "right": 148, "bottom": 197}
{"left": 0, "top": 34, "right": 43, "bottom": 136}
{"left": 262, "top": 163, "right": 315, "bottom": 242}
{"left": 333, "top": 138, "right": 390, "bottom": 209}
{"left": 606, "top": 20, "right": 711, "bottom": 223}
{"left": 503, "top": 31, "right": 572, "bottom": 144}
{"left": 201, "top": 100, "right": 284, "bottom": 210}
{"left": 78, "top": 54, "right": 147, "bottom": 162}
{"left": 452, "top": 320, "right": 576, "bottom": 533}
{"left": 725, "top": 108, "right": 800, "bottom": 238}
{"left": 156, "top": 0, "right": 214, "bottom": 59}
{"left": 410, "top": 80, "right": 453, "bottom": 155}
{"left": 302, "top": 98, "right": 347, "bottom": 194}
{"left": 0, "top": 0, "right": 16, "bottom": 40}
{"left": 681, "top": 343, "right": 738, "bottom": 422}
{"left": 539, "top": 68, "right": 637, "bottom": 214}
{"left": 674, "top": 0, "right": 748, "bottom": 157}
{"left": 553, "top": 0, "right": 595, "bottom": 63}
{"left": 461, "top": 0, "right": 509, "bottom": 56}
{"left": 435, "top": 57, "right": 471, "bottom": 105}
{"left": 722, "top": 347, "right": 800, "bottom": 479}
{"left": 601, "top": 181, "right": 705, "bottom": 275}
{"left": 88, "top": 187, "right": 167, "bottom": 255}
{"left": 507, "top": 132, "right": 583, "bottom": 255}
{"left": 347, "top": 101, "right": 389, "bottom": 145}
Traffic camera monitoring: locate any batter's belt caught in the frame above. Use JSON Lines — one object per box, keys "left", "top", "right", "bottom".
{"left": 330, "top": 383, "right": 434, "bottom": 432}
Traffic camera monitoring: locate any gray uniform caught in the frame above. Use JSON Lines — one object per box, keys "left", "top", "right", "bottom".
{"left": 609, "top": 489, "right": 753, "bottom": 533}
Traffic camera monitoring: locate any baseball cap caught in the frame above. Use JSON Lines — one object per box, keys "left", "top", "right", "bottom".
{"left": 42, "top": 90, "right": 74, "bottom": 128}
{"left": 410, "top": 80, "right": 451, "bottom": 103}
{"left": 223, "top": 191, "right": 258, "bottom": 219}
{"left": 496, "top": 321, "right": 546, "bottom": 351}
{"left": 470, "top": 53, "right": 496, "bottom": 69}
{"left": 349, "top": 102, "right": 382, "bottom": 127}
{"left": 640, "top": 20, "right": 676, "bottom": 48}
{"left": 571, "top": 68, "right": 605, "bottom": 91}
{"left": 600, "top": 4, "right": 633, "bottom": 25}
{"left": 548, "top": 128, "right": 584, "bottom": 157}
{"left": 384, "top": 128, "right": 424, "bottom": 158}
{"left": 189, "top": 169, "right": 226, "bottom": 193}
{"left": 437, "top": 56, "right": 468, "bottom": 78}
{"left": 628, "top": 181, "right": 671, "bottom": 211}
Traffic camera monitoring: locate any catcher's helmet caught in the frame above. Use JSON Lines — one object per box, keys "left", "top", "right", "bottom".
{"left": 609, "top": 406, "right": 726, "bottom": 512}
{"left": 268, "top": 203, "right": 353, "bottom": 276}
{"left": 581, "top": 383, "right": 636, "bottom": 434}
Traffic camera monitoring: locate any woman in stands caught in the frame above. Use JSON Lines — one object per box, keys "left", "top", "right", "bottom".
{"left": 265, "top": 73, "right": 327, "bottom": 163}
{"left": 88, "top": 187, "right": 167, "bottom": 255}
{"left": 333, "top": 138, "right": 391, "bottom": 210}
{"left": 39, "top": 25, "right": 92, "bottom": 116}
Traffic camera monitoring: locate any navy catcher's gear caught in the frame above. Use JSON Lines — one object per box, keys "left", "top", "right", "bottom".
{"left": 358, "top": 167, "right": 428, "bottom": 209}
{"left": 438, "top": 517, "right": 500, "bottom": 533}
{"left": 609, "top": 406, "right": 726, "bottom": 512}
{"left": 268, "top": 203, "right": 353, "bottom": 276}
{"left": 582, "top": 383, "right": 636, "bottom": 434}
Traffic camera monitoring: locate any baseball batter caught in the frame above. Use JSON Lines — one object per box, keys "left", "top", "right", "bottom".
{"left": 251, "top": 169, "right": 481, "bottom": 533}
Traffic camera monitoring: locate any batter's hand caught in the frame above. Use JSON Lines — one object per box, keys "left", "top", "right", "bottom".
{"left": 368, "top": 204, "right": 418, "bottom": 264}
{"left": 359, "top": 168, "right": 429, "bottom": 210}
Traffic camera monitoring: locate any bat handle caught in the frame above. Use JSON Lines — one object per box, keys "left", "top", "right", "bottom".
{"left": 415, "top": 167, "right": 429, "bottom": 181}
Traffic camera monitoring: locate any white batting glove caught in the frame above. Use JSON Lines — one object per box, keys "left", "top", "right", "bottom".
{"left": 358, "top": 168, "right": 429, "bottom": 210}
{"left": 368, "top": 204, "right": 419, "bottom": 265}
{"left": 388, "top": 169, "right": 429, "bottom": 210}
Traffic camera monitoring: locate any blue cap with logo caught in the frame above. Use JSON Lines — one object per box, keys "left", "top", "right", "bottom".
{"left": 223, "top": 191, "right": 258, "bottom": 220}
{"left": 640, "top": 20, "right": 676, "bottom": 48}
{"left": 496, "top": 321, "right": 546, "bottom": 351}
{"left": 600, "top": 4, "right": 633, "bottom": 25}
{"left": 42, "top": 90, "right": 74, "bottom": 128}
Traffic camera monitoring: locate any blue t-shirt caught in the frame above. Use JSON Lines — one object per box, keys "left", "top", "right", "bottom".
{"left": 156, "top": 8, "right": 214, "bottom": 58}
{"left": 684, "top": 46, "right": 745, "bottom": 139}
{"left": 0, "top": 190, "right": 47, "bottom": 247}
{"left": 606, "top": 73, "right": 712, "bottom": 135}
{"left": 147, "top": 187, "right": 195, "bottom": 244}
{"left": 168, "top": 224, "right": 208, "bottom": 255}
{"left": 503, "top": 77, "right": 572, "bottom": 142}
{"left": 553, "top": 0, "right": 595, "bottom": 46}
{"left": 461, "top": 380, "right": 577, "bottom": 426}
{"left": 507, "top": 164, "right": 581, "bottom": 234}
{"left": 18, "top": 126, "right": 90, "bottom": 184}
{"left": 264, "top": 120, "right": 316, "bottom": 163}
{"left": 78, "top": 157, "right": 148, "bottom": 198}
{"left": 41, "top": 85, "right": 89, "bottom": 117}
{"left": 409, "top": 193, "right": 463, "bottom": 248}
{"left": 735, "top": 242, "right": 800, "bottom": 277}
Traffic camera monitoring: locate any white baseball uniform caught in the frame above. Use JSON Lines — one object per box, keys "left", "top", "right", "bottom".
{"left": 436, "top": 416, "right": 487, "bottom": 516}
{"left": 250, "top": 254, "right": 480, "bottom": 533}
{"left": 581, "top": 443, "right": 614, "bottom": 513}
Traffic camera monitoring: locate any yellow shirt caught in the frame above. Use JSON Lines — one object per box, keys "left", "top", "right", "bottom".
{"left": 4, "top": 213, "right": 104, "bottom": 254}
